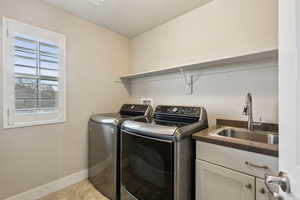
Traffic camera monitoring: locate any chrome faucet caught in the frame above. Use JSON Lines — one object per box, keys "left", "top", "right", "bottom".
{"left": 243, "top": 93, "right": 254, "bottom": 131}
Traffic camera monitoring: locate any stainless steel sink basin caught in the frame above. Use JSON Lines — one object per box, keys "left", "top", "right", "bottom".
{"left": 211, "top": 128, "right": 279, "bottom": 145}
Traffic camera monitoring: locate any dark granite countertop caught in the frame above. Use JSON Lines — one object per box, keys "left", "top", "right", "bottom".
{"left": 192, "top": 119, "right": 279, "bottom": 157}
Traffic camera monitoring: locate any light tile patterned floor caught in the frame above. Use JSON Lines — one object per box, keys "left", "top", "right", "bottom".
{"left": 39, "top": 180, "right": 109, "bottom": 200}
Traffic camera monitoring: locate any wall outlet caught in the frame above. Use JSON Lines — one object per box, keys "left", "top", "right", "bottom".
{"left": 141, "top": 98, "right": 153, "bottom": 106}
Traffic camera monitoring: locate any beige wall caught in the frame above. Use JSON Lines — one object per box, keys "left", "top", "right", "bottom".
{"left": 0, "top": 0, "right": 130, "bottom": 199}
{"left": 131, "top": 0, "right": 278, "bottom": 73}
{"left": 129, "top": 0, "right": 278, "bottom": 125}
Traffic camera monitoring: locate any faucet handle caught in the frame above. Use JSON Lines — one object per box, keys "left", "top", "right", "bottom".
{"left": 243, "top": 106, "right": 248, "bottom": 115}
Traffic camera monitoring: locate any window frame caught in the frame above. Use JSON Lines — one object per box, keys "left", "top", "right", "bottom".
{"left": 2, "top": 17, "right": 66, "bottom": 128}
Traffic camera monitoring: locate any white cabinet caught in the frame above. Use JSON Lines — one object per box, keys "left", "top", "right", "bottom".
{"left": 196, "top": 159, "right": 255, "bottom": 200}
{"left": 196, "top": 142, "right": 278, "bottom": 179}
{"left": 196, "top": 141, "right": 279, "bottom": 200}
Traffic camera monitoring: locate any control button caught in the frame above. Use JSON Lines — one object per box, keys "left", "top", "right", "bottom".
{"left": 172, "top": 107, "right": 178, "bottom": 113}
{"left": 130, "top": 105, "right": 135, "bottom": 109}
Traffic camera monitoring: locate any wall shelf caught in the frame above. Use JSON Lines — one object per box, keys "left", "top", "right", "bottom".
{"left": 120, "top": 49, "right": 278, "bottom": 81}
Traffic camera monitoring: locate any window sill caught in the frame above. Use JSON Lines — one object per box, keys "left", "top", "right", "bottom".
{"left": 3, "top": 118, "right": 66, "bottom": 129}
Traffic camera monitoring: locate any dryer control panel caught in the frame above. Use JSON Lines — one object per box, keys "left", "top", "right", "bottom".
{"left": 155, "top": 105, "right": 201, "bottom": 117}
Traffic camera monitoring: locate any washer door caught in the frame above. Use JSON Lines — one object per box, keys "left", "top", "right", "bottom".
{"left": 121, "top": 130, "right": 174, "bottom": 200}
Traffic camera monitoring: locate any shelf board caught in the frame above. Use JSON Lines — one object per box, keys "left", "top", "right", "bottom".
{"left": 120, "top": 49, "right": 278, "bottom": 81}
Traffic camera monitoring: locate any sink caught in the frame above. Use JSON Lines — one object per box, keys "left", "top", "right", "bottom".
{"left": 211, "top": 128, "right": 279, "bottom": 145}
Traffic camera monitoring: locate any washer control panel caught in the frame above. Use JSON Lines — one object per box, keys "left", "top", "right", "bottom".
{"left": 120, "top": 104, "right": 151, "bottom": 116}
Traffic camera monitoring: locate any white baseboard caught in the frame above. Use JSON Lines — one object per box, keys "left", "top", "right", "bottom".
{"left": 5, "top": 169, "right": 88, "bottom": 200}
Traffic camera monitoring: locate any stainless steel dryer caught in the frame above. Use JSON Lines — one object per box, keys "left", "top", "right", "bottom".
{"left": 88, "top": 104, "right": 153, "bottom": 200}
{"left": 120, "top": 105, "right": 208, "bottom": 200}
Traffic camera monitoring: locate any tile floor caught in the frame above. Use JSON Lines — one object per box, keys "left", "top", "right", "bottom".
{"left": 39, "top": 180, "right": 108, "bottom": 200}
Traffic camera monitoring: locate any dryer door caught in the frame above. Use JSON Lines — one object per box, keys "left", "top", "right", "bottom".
{"left": 121, "top": 130, "right": 174, "bottom": 200}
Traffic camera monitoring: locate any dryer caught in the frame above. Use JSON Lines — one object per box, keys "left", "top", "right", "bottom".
{"left": 121, "top": 105, "right": 208, "bottom": 200}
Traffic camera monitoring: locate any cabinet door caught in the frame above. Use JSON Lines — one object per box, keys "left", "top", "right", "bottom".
{"left": 196, "top": 159, "right": 255, "bottom": 200}
{"left": 256, "top": 178, "right": 278, "bottom": 200}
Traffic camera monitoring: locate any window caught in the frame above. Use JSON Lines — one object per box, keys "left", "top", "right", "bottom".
{"left": 2, "top": 18, "right": 66, "bottom": 128}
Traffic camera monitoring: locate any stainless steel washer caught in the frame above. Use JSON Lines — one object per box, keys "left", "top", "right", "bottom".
{"left": 88, "top": 104, "right": 153, "bottom": 200}
{"left": 120, "top": 105, "right": 208, "bottom": 200}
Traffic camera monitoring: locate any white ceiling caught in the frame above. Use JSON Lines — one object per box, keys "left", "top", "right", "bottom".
{"left": 41, "top": 0, "right": 212, "bottom": 37}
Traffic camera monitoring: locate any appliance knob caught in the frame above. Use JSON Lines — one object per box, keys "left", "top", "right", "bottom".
{"left": 130, "top": 105, "right": 135, "bottom": 109}
{"left": 172, "top": 107, "right": 178, "bottom": 113}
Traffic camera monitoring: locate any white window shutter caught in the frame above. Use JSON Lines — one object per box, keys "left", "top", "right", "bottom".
{"left": 2, "top": 18, "right": 66, "bottom": 128}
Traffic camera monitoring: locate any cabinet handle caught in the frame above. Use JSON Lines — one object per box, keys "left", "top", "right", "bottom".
{"left": 259, "top": 188, "right": 266, "bottom": 194}
{"left": 245, "top": 183, "right": 252, "bottom": 189}
{"left": 245, "top": 161, "right": 269, "bottom": 170}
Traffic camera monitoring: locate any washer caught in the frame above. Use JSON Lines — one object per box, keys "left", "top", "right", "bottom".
{"left": 88, "top": 104, "right": 153, "bottom": 200}
{"left": 120, "top": 105, "right": 208, "bottom": 200}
